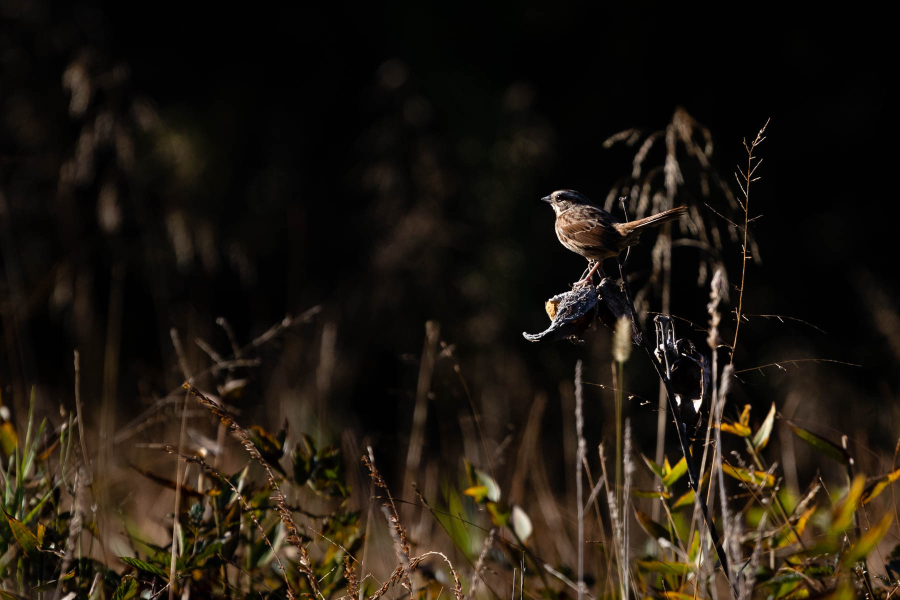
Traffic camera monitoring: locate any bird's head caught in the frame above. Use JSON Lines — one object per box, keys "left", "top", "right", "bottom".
{"left": 541, "top": 189, "right": 592, "bottom": 214}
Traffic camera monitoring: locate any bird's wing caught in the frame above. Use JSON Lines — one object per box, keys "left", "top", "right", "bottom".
{"left": 556, "top": 211, "right": 622, "bottom": 250}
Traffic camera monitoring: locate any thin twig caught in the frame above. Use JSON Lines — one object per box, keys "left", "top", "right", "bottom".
{"left": 72, "top": 350, "right": 92, "bottom": 484}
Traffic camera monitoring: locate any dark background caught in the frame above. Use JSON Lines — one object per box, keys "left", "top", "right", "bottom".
{"left": 2, "top": 1, "right": 898, "bottom": 489}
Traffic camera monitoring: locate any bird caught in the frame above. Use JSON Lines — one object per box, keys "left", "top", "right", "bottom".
{"left": 542, "top": 189, "right": 688, "bottom": 286}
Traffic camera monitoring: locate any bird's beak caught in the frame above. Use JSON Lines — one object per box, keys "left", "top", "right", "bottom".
{"left": 541, "top": 195, "right": 552, "bottom": 203}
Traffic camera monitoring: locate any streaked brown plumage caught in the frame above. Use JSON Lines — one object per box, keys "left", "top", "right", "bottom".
{"left": 542, "top": 189, "right": 688, "bottom": 285}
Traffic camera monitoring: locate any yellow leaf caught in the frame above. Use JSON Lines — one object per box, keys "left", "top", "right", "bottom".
{"left": 4, "top": 511, "right": 40, "bottom": 559}
{"left": 722, "top": 463, "right": 775, "bottom": 487}
{"left": 463, "top": 486, "right": 489, "bottom": 502}
{"left": 777, "top": 505, "right": 816, "bottom": 547}
{"left": 717, "top": 422, "right": 752, "bottom": 437}
{"left": 0, "top": 422, "right": 17, "bottom": 457}
{"left": 862, "top": 467, "right": 900, "bottom": 504}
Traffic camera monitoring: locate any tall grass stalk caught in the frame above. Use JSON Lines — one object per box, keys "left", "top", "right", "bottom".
{"left": 730, "top": 120, "right": 769, "bottom": 365}
{"left": 613, "top": 316, "right": 632, "bottom": 509}
{"left": 574, "top": 360, "right": 586, "bottom": 600}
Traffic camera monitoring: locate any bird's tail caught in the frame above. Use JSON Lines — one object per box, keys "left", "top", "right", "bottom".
{"left": 617, "top": 206, "right": 688, "bottom": 235}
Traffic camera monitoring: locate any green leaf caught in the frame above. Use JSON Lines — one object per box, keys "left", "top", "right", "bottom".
{"left": 635, "top": 560, "right": 693, "bottom": 575}
{"left": 661, "top": 457, "right": 687, "bottom": 488}
{"left": 786, "top": 421, "right": 850, "bottom": 465}
{"left": 120, "top": 556, "right": 169, "bottom": 579}
{"left": 486, "top": 502, "right": 511, "bottom": 529}
{"left": 752, "top": 403, "right": 777, "bottom": 450}
{"left": 862, "top": 467, "right": 900, "bottom": 504}
{"left": 641, "top": 454, "right": 665, "bottom": 479}
{"left": 25, "top": 488, "right": 54, "bottom": 526}
{"left": 112, "top": 575, "right": 139, "bottom": 600}
{"left": 671, "top": 471, "right": 708, "bottom": 510}
{"left": 672, "top": 489, "right": 695, "bottom": 510}
{"left": 188, "top": 541, "right": 224, "bottom": 568}
{"left": 511, "top": 505, "right": 532, "bottom": 542}
{"left": 31, "top": 569, "right": 76, "bottom": 592}
{"left": 631, "top": 488, "right": 672, "bottom": 499}
{"left": 843, "top": 513, "right": 893, "bottom": 567}
{"left": 721, "top": 464, "right": 775, "bottom": 487}
{"left": 759, "top": 568, "right": 805, "bottom": 599}
{"left": 4, "top": 510, "right": 40, "bottom": 558}
{"left": 759, "top": 568, "right": 804, "bottom": 587}
{"left": 634, "top": 508, "right": 670, "bottom": 541}
{"left": 775, "top": 505, "right": 816, "bottom": 548}
{"left": 830, "top": 475, "right": 865, "bottom": 536}
{"left": 688, "top": 531, "right": 701, "bottom": 562}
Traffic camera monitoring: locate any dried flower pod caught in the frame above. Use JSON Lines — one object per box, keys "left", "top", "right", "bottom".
{"left": 524, "top": 278, "right": 638, "bottom": 344}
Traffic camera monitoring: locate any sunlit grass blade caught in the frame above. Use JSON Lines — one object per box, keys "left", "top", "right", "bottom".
{"left": 830, "top": 475, "right": 865, "bottom": 536}
{"left": 786, "top": 421, "right": 850, "bottom": 465}
{"left": 842, "top": 513, "right": 892, "bottom": 567}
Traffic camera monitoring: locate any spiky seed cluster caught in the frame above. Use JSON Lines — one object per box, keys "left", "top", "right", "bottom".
{"left": 343, "top": 555, "right": 359, "bottom": 600}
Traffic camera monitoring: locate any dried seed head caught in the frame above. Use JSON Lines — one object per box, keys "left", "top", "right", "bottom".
{"left": 613, "top": 317, "right": 633, "bottom": 363}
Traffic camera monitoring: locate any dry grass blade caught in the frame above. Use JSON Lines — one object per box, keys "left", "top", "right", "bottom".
{"left": 598, "top": 444, "right": 626, "bottom": 600}
{"left": 470, "top": 527, "right": 496, "bottom": 598}
{"left": 53, "top": 467, "right": 85, "bottom": 600}
{"left": 362, "top": 450, "right": 413, "bottom": 593}
{"left": 367, "top": 552, "right": 463, "bottom": 600}
{"left": 169, "top": 328, "right": 193, "bottom": 600}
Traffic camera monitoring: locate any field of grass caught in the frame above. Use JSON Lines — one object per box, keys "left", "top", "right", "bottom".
{"left": 2, "top": 111, "right": 899, "bottom": 600}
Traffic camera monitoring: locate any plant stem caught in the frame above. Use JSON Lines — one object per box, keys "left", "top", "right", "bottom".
{"left": 730, "top": 119, "right": 769, "bottom": 365}
{"left": 614, "top": 361, "right": 623, "bottom": 509}
{"left": 617, "top": 261, "right": 738, "bottom": 599}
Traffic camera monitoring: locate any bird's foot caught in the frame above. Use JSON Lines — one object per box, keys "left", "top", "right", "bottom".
{"left": 572, "top": 278, "right": 592, "bottom": 289}
{"left": 572, "top": 261, "right": 604, "bottom": 288}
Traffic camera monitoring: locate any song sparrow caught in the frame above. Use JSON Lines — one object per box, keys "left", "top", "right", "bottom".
{"left": 542, "top": 189, "right": 688, "bottom": 286}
